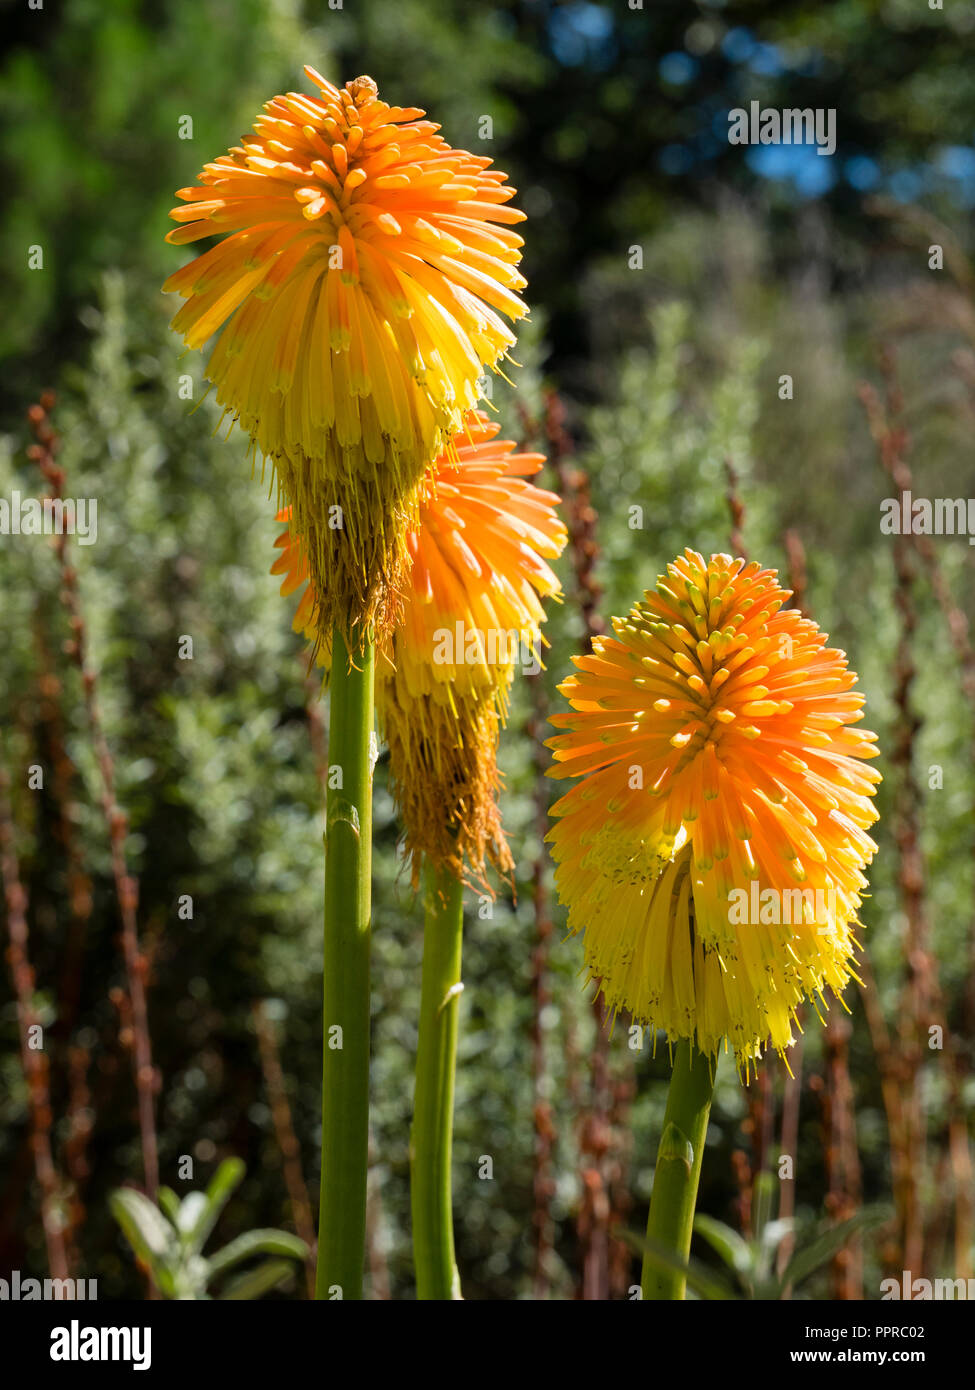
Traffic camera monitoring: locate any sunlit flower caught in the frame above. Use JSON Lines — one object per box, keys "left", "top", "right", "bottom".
{"left": 166, "top": 69, "right": 527, "bottom": 643}
{"left": 272, "top": 411, "right": 566, "bottom": 882}
{"left": 547, "top": 549, "right": 881, "bottom": 1073}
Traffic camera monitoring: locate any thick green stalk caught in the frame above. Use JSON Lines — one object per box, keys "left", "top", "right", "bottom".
{"left": 411, "top": 860, "right": 465, "bottom": 1299}
{"left": 316, "top": 628, "right": 375, "bottom": 1301}
{"left": 642, "top": 1041, "right": 715, "bottom": 1300}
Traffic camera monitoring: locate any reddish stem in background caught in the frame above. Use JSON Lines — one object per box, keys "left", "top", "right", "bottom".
{"left": 27, "top": 395, "right": 159, "bottom": 1202}
{"left": 724, "top": 457, "right": 747, "bottom": 559}
{"left": 527, "top": 681, "right": 557, "bottom": 1300}
{"left": 517, "top": 396, "right": 567, "bottom": 1298}
{"left": 253, "top": 1001, "right": 317, "bottom": 1299}
{"left": 782, "top": 530, "right": 863, "bottom": 1297}
{"left": 859, "top": 361, "right": 971, "bottom": 1280}
{"left": 775, "top": 532, "right": 809, "bottom": 1285}
{"left": 0, "top": 741, "right": 70, "bottom": 1281}
{"left": 540, "top": 390, "right": 639, "bottom": 1300}
{"left": 822, "top": 1017, "right": 864, "bottom": 1299}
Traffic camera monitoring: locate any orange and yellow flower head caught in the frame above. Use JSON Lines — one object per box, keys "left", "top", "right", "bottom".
{"left": 547, "top": 550, "right": 881, "bottom": 1073}
{"left": 272, "top": 411, "right": 566, "bottom": 884}
{"left": 166, "top": 70, "right": 527, "bottom": 645}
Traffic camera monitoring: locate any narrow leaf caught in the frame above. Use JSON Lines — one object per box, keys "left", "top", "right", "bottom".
{"left": 157, "top": 1188, "right": 181, "bottom": 1226}
{"left": 176, "top": 1191, "right": 209, "bottom": 1240}
{"left": 208, "top": 1229, "right": 309, "bottom": 1278}
{"left": 217, "top": 1258, "right": 297, "bottom": 1301}
{"left": 622, "top": 1230, "right": 737, "bottom": 1301}
{"left": 780, "top": 1208, "right": 889, "bottom": 1291}
{"left": 188, "top": 1157, "right": 246, "bottom": 1251}
{"left": 693, "top": 1213, "right": 752, "bottom": 1280}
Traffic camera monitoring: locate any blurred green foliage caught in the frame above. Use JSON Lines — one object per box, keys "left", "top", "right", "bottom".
{"left": 110, "top": 1157, "right": 309, "bottom": 1298}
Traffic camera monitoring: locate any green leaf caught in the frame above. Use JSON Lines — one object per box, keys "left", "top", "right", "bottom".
{"left": 779, "top": 1208, "right": 889, "bottom": 1293}
{"left": 693, "top": 1214, "right": 753, "bottom": 1280}
{"left": 176, "top": 1191, "right": 210, "bottom": 1245}
{"left": 208, "top": 1228, "right": 309, "bottom": 1279}
{"left": 205, "top": 1158, "right": 245, "bottom": 1210}
{"left": 186, "top": 1158, "right": 246, "bottom": 1252}
{"left": 751, "top": 1170, "right": 776, "bottom": 1249}
{"left": 755, "top": 1216, "right": 795, "bottom": 1291}
{"left": 172, "top": 1254, "right": 211, "bottom": 1301}
{"left": 217, "top": 1258, "right": 297, "bottom": 1301}
{"left": 622, "top": 1231, "right": 737, "bottom": 1301}
{"left": 759, "top": 1217, "right": 795, "bottom": 1257}
{"left": 157, "top": 1187, "right": 180, "bottom": 1226}
{"left": 109, "top": 1189, "right": 178, "bottom": 1297}
{"left": 110, "top": 1189, "right": 174, "bottom": 1263}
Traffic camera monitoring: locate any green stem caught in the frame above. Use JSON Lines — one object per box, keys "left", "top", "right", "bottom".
{"left": 642, "top": 1041, "right": 715, "bottom": 1301}
{"left": 316, "top": 628, "right": 375, "bottom": 1301}
{"left": 411, "top": 860, "right": 465, "bottom": 1300}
